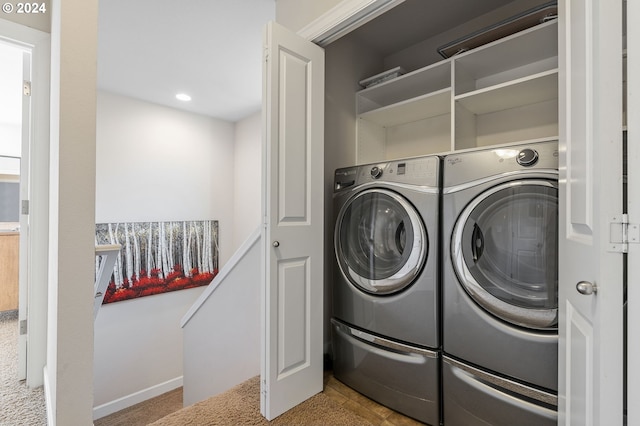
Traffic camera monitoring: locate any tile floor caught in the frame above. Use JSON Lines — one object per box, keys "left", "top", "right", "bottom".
{"left": 323, "top": 372, "right": 426, "bottom": 425}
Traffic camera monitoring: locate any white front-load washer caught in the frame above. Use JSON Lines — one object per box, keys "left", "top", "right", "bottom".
{"left": 331, "top": 155, "right": 440, "bottom": 425}
{"left": 442, "top": 141, "right": 559, "bottom": 425}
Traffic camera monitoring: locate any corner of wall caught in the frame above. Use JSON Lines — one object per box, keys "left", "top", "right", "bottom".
{"left": 43, "top": 365, "right": 55, "bottom": 426}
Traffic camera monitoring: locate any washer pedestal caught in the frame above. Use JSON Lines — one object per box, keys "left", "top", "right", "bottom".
{"left": 332, "top": 319, "right": 440, "bottom": 425}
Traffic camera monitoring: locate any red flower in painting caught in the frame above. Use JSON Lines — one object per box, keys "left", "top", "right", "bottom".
{"left": 191, "top": 271, "right": 217, "bottom": 287}
{"left": 103, "top": 288, "right": 137, "bottom": 304}
{"left": 134, "top": 275, "right": 163, "bottom": 289}
{"left": 167, "top": 277, "right": 192, "bottom": 290}
{"left": 165, "top": 269, "right": 184, "bottom": 283}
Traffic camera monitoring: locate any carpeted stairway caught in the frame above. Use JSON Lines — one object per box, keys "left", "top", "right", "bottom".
{"left": 148, "top": 376, "right": 374, "bottom": 426}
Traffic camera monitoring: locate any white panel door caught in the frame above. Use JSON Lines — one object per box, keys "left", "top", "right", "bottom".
{"left": 18, "top": 49, "right": 31, "bottom": 381}
{"left": 558, "top": 0, "right": 624, "bottom": 424}
{"left": 626, "top": 0, "right": 639, "bottom": 423}
{"left": 261, "top": 21, "right": 325, "bottom": 421}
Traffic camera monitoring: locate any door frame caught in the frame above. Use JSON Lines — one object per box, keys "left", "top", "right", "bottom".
{"left": 291, "top": 0, "right": 629, "bottom": 421}
{"left": 0, "top": 18, "right": 50, "bottom": 388}
{"left": 625, "top": 0, "right": 639, "bottom": 422}
{"left": 297, "top": 0, "right": 405, "bottom": 46}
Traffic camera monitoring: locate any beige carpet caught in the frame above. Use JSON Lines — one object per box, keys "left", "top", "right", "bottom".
{"left": 149, "top": 376, "right": 375, "bottom": 426}
{"left": 0, "top": 310, "right": 47, "bottom": 426}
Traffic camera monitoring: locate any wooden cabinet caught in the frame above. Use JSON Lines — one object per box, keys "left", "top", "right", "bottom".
{"left": 0, "top": 232, "right": 19, "bottom": 312}
{"left": 355, "top": 20, "right": 558, "bottom": 164}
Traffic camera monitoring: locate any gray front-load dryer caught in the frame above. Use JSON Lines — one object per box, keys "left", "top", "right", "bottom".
{"left": 331, "top": 155, "right": 440, "bottom": 425}
{"left": 442, "top": 141, "right": 559, "bottom": 425}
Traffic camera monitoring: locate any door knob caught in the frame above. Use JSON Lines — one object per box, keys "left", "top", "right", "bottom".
{"left": 576, "top": 281, "right": 597, "bottom": 295}
{"left": 272, "top": 241, "right": 280, "bottom": 247}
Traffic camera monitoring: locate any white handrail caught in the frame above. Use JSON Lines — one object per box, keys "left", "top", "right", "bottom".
{"left": 94, "top": 244, "right": 121, "bottom": 320}
{"left": 181, "top": 226, "right": 261, "bottom": 328}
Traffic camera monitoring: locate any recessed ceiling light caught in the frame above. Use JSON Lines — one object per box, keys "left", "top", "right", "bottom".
{"left": 176, "top": 93, "right": 191, "bottom": 102}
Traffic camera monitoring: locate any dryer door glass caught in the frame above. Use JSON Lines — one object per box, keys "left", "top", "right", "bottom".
{"left": 336, "top": 189, "right": 427, "bottom": 294}
{"left": 452, "top": 180, "right": 558, "bottom": 329}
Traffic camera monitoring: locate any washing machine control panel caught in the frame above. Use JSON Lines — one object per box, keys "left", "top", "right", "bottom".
{"left": 334, "top": 156, "right": 440, "bottom": 192}
{"left": 517, "top": 148, "right": 539, "bottom": 167}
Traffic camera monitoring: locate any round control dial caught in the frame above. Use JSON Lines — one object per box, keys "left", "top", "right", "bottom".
{"left": 517, "top": 149, "right": 539, "bottom": 167}
{"left": 370, "top": 166, "right": 383, "bottom": 179}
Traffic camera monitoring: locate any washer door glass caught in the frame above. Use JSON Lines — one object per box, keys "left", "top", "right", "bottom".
{"left": 336, "top": 188, "right": 427, "bottom": 294}
{"left": 452, "top": 180, "right": 558, "bottom": 329}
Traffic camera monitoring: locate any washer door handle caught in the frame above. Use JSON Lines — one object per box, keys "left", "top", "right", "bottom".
{"left": 576, "top": 281, "right": 597, "bottom": 295}
{"left": 471, "top": 223, "right": 484, "bottom": 262}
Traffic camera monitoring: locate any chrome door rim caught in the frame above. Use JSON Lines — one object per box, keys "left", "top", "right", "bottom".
{"left": 336, "top": 188, "right": 427, "bottom": 294}
{"left": 451, "top": 180, "right": 558, "bottom": 330}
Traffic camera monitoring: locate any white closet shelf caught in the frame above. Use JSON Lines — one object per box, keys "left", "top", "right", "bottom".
{"left": 357, "top": 62, "right": 451, "bottom": 114}
{"left": 354, "top": 18, "right": 558, "bottom": 162}
{"left": 455, "top": 70, "right": 557, "bottom": 115}
{"left": 359, "top": 88, "right": 451, "bottom": 127}
{"left": 453, "top": 20, "right": 558, "bottom": 80}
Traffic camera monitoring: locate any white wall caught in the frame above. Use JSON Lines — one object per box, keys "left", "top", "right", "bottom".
{"left": 95, "top": 91, "right": 235, "bottom": 265}
{"left": 93, "top": 287, "right": 204, "bottom": 417}
{"left": 182, "top": 231, "right": 261, "bottom": 406}
{"left": 233, "top": 111, "right": 262, "bottom": 249}
{"left": 93, "top": 91, "right": 236, "bottom": 416}
{"left": 276, "top": 0, "right": 343, "bottom": 32}
{"left": 47, "top": 0, "right": 98, "bottom": 424}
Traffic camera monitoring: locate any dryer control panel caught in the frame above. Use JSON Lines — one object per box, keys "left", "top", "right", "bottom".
{"left": 443, "top": 141, "right": 558, "bottom": 188}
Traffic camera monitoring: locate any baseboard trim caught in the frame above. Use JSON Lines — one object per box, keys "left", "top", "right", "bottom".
{"left": 93, "top": 376, "right": 183, "bottom": 420}
{"left": 43, "top": 365, "right": 55, "bottom": 426}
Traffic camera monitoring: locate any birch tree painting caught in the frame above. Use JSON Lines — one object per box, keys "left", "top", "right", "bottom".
{"left": 95, "top": 220, "right": 219, "bottom": 304}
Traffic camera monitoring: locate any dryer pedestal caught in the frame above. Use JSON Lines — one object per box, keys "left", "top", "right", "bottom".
{"left": 442, "top": 356, "right": 557, "bottom": 425}
{"left": 332, "top": 319, "right": 440, "bottom": 425}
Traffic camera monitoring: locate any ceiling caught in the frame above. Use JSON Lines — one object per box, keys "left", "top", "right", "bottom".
{"left": 97, "top": 0, "right": 529, "bottom": 123}
{"left": 349, "top": 0, "right": 522, "bottom": 55}
{"left": 97, "top": 0, "right": 276, "bottom": 122}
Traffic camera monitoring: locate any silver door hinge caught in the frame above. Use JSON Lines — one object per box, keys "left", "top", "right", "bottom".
{"left": 264, "top": 46, "right": 269, "bottom": 63}
{"left": 23, "top": 81, "right": 31, "bottom": 96}
{"left": 609, "top": 214, "right": 640, "bottom": 253}
{"left": 261, "top": 378, "right": 268, "bottom": 397}
{"left": 21, "top": 200, "right": 29, "bottom": 215}
{"left": 20, "top": 320, "right": 27, "bottom": 335}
